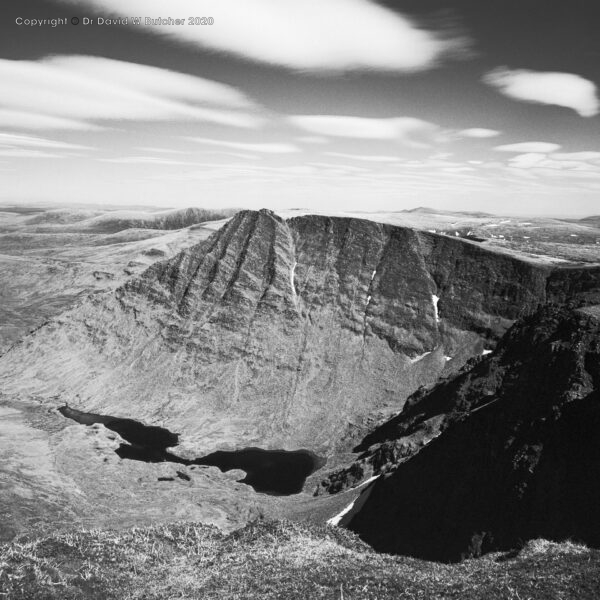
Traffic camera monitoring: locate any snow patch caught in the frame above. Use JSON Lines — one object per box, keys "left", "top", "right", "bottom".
{"left": 409, "top": 351, "right": 431, "bottom": 363}
{"left": 444, "top": 356, "right": 452, "bottom": 362}
{"left": 371, "top": 270, "right": 376, "bottom": 281}
{"left": 482, "top": 349, "right": 493, "bottom": 356}
{"left": 290, "top": 260, "right": 297, "bottom": 299}
{"left": 327, "top": 501, "right": 355, "bottom": 527}
{"left": 359, "top": 474, "right": 380, "bottom": 488}
{"left": 432, "top": 294, "right": 440, "bottom": 323}
{"left": 327, "top": 475, "right": 380, "bottom": 527}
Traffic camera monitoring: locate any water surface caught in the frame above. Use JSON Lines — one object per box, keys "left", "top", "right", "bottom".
{"left": 59, "top": 405, "right": 324, "bottom": 495}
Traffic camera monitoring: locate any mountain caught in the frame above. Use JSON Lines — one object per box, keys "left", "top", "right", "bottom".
{"left": 401, "top": 206, "right": 495, "bottom": 218}
{"left": 23, "top": 206, "right": 237, "bottom": 233}
{"left": 2, "top": 210, "right": 600, "bottom": 460}
{"left": 20, "top": 208, "right": 103, "bottom": 225}
{"left": 0, "top": 207, "right": 221, "bottom": 355}
{"left": 579, "top": 216, "right": 600, "bottom": 228}
{"left": 347, "top": 304, "right": 600, "bottom": 561}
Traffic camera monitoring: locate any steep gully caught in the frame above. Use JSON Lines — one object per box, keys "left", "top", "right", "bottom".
{"left": 59, "top": 405, "right": 324, "bottom": 495}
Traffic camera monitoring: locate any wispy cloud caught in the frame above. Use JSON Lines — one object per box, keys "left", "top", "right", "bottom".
{"left": 100, "top": 156, "right": 193, "bottom": 166}
{"left": 0, "top": 133, "right": 92, "bottom": 151}
{"left": 205, "top": 151, "right": 261, "bottom": 161}
{"left": 553, "top": 152, "right": 600, "bottom": 162}
{"left": 494, "top": 142, "right": 561, "bottom": 153}
{"left": 506, "top": 153, "right": 549, "bottom": 169}
{"left": 442, "top": 166, "right": 475, "bottom": 173}
{"left": 324, "top": 152, "right": 400, "bottom": 163}
{"left": 51, "top": 55, "right": 251, "bottom": 108}
{"left": 296, "top": 136, "right": 329, "bottom": 145}
{"left": 0, "top": 110, "right": 99, "bottom": 131}
{"left": 288, "top": 115, "right": 441, "bottom": 147}
{"left": 483, "top": 68, "right": 599, "bottom": 117}
{"left": 55, "top": 0, "right": 468, "bottom": 72}
{"left": 0, "top": 56, "right": 262, "bottom": 130}
{"left": 458, "top": 128, "right": 501, "bottom": 138}
{"left": 507, "top": 152, "right": 600, "bottom": 173}
{"left": 0, "top": 149, "right": 66, "bottom": 159}
{"left": 308, "top": 162, "right": 369, "bottom": 173}
{"left": 135, "top": 147, "right": 187, "bottom": 154}
{"left": 187, "top": 137, "right": 300, "bottom": 154}
{"left": 0, "top": 133, "right": 91, "bottom": 159}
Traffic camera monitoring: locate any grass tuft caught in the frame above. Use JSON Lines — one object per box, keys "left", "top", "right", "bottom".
{"left": 1, "top": 520, "right": 599, "bottom": 599}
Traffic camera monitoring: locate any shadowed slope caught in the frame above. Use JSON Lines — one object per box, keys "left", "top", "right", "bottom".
{"left": 348, "top": 304, "right": 600, "bottom": 561}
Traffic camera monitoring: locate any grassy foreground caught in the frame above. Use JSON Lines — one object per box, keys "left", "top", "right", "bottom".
{"left": 1, "top": 519, "right": 599, "bottom": 599}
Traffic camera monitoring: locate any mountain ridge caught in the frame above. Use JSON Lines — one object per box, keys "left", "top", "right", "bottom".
{"left": 1, "top": 210, "right": 599, "bottom": 460}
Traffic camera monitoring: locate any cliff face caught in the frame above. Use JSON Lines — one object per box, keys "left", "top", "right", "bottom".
{"left": 348, "top": 304, "right": 600, "bottom": 561}
{"left": 1, "top": 210, "right": 599, "bottom": 456}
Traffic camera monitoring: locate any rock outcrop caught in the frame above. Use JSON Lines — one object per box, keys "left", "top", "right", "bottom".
{"left": 347, "top": 304, "right": 600, "bottom": 561}
{"left": 1, "top": 210, "right": 599, "bottom": 457}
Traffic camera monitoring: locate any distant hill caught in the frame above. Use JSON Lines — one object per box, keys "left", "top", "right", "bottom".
{"left": 401, "top": 206, "right": 495, "bottom": 218}
{"left": 25, "top": 206, "right": 239, "bottom": 233}
{"left": 24, "top": 208, "right": 103, "bottom": 225}
{"left": 579, "top": 215, "right": 600, "bottom": 228}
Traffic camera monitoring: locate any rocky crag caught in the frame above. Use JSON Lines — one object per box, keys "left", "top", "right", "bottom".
{"left": 347, "top": 304, "right": 600, "bottom": 561}
{"left": 1, "top": 210, "right": 599, "bottom": 459}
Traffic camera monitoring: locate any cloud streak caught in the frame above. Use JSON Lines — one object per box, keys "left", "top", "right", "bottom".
{"left": 55, "top": 0, "right": 468, "bottom": 72}
{"left": 494, "top": 142, "right": 561, "bottom": 153}
{"left": 483, "top": 68, "right": 599, "bottom": 117}
{"left": 0, "top": 149, "right": 66, "bottom": 159}
{"left": 324, "top": 152, "right": 400, "bottom": 163}
{"left": 0, "top": 133, "right": 92, "bottom": 151}
{"left": 458, "top": 128, "right": 501, "bottom": 138}
{"left": 187, "top": 137, "right": 300, "bottom": 154}
{"left": 100, "top": 156, "right": 193, "bottom": 166}
{"left": 0, "top": 56, "right": 262, "bottom": 130}
{"left": 553, "top": 152, "right": 600, "bottom": 162}
{"left": 288, "top": 115, "right": 441, "bottom": 147}
{"left": 507, "top": 152, "right": 600, "bottom": 173}
{"left": 0, "top": 110, "right": 99, "bottom": 131}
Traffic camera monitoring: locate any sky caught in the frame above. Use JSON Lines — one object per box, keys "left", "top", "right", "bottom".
{"left": 0, "top": 0, "right": 599, "bottom": 215}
